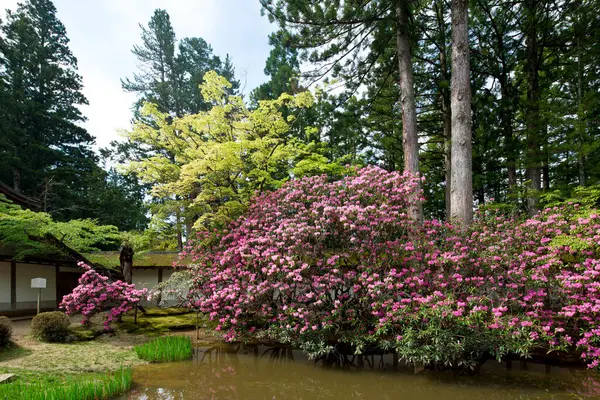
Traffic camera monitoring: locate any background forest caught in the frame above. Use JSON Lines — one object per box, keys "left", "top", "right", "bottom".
{"left": 0, "top": 0, "right": 599, "bottom": 253}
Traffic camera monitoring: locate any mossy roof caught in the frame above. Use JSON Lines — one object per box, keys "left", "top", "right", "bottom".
{"left": 83, "top": 251, "right": 189, "bottom": 269}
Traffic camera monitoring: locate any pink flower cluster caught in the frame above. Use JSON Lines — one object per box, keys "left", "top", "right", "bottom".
{"left": 183, "top": 166, "right": 600, "bottom": 368}
{"left": 60, "top": 262, "right": 147, "bottom": 331}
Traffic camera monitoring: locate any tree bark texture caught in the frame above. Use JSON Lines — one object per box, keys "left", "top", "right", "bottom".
{"left": 396, "top": 0, "right": 423, "bottom": 222}
{"left": 524, "top": 0, "right": 542, "bottom": 216}
{"left": 120, "top": 245, "right": 134, "bottom": 284}
{"left": 450, "top": 0, "right": 473, "bottom": 227}
{"left": 436, "top": 0, "right": 452, "bottom": 218}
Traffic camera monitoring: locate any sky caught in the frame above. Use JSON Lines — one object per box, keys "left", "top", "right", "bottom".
{"left": 1, "top": 0, "right": 275, "bottom": 149}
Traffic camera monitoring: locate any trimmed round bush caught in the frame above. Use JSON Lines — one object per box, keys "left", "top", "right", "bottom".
{"left": 0, "top": 316, "right": 12, "bottom": 348}
{"left": 31, "top": 311, "right": 70, "bottom": 342}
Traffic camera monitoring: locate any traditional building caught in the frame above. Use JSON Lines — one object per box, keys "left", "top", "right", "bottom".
{"left": 0, "top": 248, "right": 84, "bottom": 316}
{"left": 83, "top": 251, "right": 183, "bottom": 307}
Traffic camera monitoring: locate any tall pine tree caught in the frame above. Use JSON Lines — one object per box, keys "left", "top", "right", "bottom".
{"left": 0, "top": 0, "right": 98, "bottom": 220}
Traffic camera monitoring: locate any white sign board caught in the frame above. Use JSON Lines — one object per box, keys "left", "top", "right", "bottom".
{"left": 31, "top": 278, "right": 47, "bottom": 289}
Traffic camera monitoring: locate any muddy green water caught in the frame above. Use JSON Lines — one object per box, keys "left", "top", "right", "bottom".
{"left": 122, "top": 345, "right": 600, "bottom": 399}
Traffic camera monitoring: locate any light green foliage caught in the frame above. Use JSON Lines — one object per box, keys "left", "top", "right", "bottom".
{"left": 0, "top": 195, "right": 121, "bottom": 259}
{"left": 120, "top": 222, "right": 179, "bottom": 253}
{"left": 550, "top": 235, "right": 593, "bottom": 252}
{"left": 123, "top": 71, "right": 335, "bottom": 230}
{"left": 48, "top": 220, "right": 121, "bottom": 252}
{"left": 541, "top": 184, "right": 600, "bottom": 210}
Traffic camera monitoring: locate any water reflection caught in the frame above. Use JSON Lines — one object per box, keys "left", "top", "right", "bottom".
{"left": 122, "top": 344, "right": 600, "bottom": 399}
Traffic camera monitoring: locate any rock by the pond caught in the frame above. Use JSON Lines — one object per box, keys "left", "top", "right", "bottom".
{"left": 0, "top": 373, "right": 15, "bottom": 383}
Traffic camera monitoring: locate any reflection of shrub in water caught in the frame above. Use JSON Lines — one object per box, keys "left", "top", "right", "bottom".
{"left": 129, "top": 345, "right": 600, "bottom": 400}
{"left": 575, "top": 372, "right": 600, "bottom": 398}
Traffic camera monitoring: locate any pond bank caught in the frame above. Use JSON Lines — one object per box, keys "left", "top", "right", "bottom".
{"left": 0, "top": 310, "right": 221, "bottom": 399}
{"left": 121, "top": 343, "right": 600, "bottom": 399}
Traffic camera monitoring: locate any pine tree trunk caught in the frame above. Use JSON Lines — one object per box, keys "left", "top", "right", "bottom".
{"left": 524, "top": 0, "right": 541, "bottom": 216}
{"left": 176, "top": 206, "right": 183, "bottom": 251}
{"left": 450, "top": 0, "right": 473, "bottom": 227}
{"left": 542, "top": 129, "right": 550, "bottom": 191}
{"left": 396, "top": 0, "right": 423, "bottom": 222}
{"left": 576, "top": 35, "right": 586, "bottom": 186}
{"left": 443, "top": 107, "right": 452, "bottom": 218}
{"left": 436, "top": 0, "right": 452, "bottom": 218}
{"left": 13, "top": 146, "right": 20, "bottom": 192}
{"left": 12, "top": 167, "right": 20, "bottom": 193}
{"left": 499, "top": 73, "right": 516, "bottom": 189}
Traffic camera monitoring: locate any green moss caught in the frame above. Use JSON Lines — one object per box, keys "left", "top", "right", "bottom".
{"left": 143, "top": 307, "right": 191, "bottom": 316}
{"left": 83, "top": 251, "right": 190, "bottom": 268}
{"left": 69, "top": 326, "right": 101, "bottom": 341}
{"left": 119, "top": 310, "right": 200, "bottom": 335}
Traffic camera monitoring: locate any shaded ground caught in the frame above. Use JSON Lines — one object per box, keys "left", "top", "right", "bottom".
{"left": 0, "top": 309, "right": 221, "bottom": 376}
{"left": 1, "top": 319, "right": 145, "bottom": 374}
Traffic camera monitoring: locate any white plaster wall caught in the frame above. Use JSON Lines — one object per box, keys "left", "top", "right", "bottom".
{"left": 132, "top": 269, "right": 159, "bottom": 291}
{"left": 16, "top": 263, "right": 56, "bottom": 302}
{"left": 162, "top": 269, "right": 175, "bottom": 282}
{"left": 0, "top": 262, "right": 11, "bottom": 303}
{"left": 132, "top": 269, "right": 159, "bottom": 306}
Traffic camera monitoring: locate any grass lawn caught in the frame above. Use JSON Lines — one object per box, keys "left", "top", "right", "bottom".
{"left": 0, "top": 330, "right": 142, "bottom": 399}
{"left": 0, "top": 335, "right": 143, "bottom": 374}
{"left": 0, "top": 307, "right": 220, "bottom": 398}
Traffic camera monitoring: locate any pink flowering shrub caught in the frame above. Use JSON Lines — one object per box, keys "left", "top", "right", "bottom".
{"left": 60, "top": 262, "right": 147, "bottom": 331}
{"left": 184, "top": 166, "right": 600, "bottom": 369}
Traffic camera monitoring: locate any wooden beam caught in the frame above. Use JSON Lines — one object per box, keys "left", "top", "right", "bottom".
{"left": 156, "top": 268, "right": 164, "bottom": 306}
{"left": 10, "top": 260, "right": 16, "bottom": 309}
{"left": 55, "top": 263, "right": 60, "bottom": 309}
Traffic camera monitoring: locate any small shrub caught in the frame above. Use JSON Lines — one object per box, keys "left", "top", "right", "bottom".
{"left": 0, "top": 367, "right": 132, "bottom": 400}
{"left": 31, "top": 311, "right": 70, "bottom": 342}
{"left": 0, "top": 316, "right": 12, "bottom": 348}
{"left": 135, "top": 335, "right": 192, "bottom": 362}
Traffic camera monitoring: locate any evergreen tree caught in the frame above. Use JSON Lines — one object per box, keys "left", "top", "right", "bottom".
{"left": 449, "top": 0, "right": 473, "bottom": 226}
{"left": 260, "top": 0, "right": 424, "bottom": 220}
{"left": 176, "top": 36, "right": 222, "bottom": 113}
{"left": 251, "top": 30, "right": 301, "bottom": 103}
{"left": 0, "top": 0, "right": 97, "bottom": 220}
{"left": 121, "top": 9, "right": 178, "bottom": 117}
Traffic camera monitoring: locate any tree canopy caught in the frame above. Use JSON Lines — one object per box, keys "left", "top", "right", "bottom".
{"left": 122, "top": 71, "right": 341, "bottom": 231}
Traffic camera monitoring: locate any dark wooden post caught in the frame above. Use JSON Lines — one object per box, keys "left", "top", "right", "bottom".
{"left": 55, "top": 263, "right": 60, "bottom": 309}
{"left": 10, "top": 260, "right": 16, "bottom": 310}
{"left": 119, "top": 245, "right": 137, "bottom": 323}
{"left": 157, "top": 268, "right": 163, "bottom": 306}
{"left": 119, "top": 245, "right": 134, "bottom": 284}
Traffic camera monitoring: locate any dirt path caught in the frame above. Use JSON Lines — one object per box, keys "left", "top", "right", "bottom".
{"left": 9, "top": 316, "right": 82, "bottom": 339}
{"left": 8, "top": 319, "right": 32, "bottom": 338}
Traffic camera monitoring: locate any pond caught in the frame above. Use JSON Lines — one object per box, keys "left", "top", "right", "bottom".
{"left": 121, "top": 344, "right": 600, "bottom": 399}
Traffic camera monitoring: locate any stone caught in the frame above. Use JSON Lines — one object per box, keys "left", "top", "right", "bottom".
{"left": 0, "top": 374, "right": 15, "bottom": 383}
